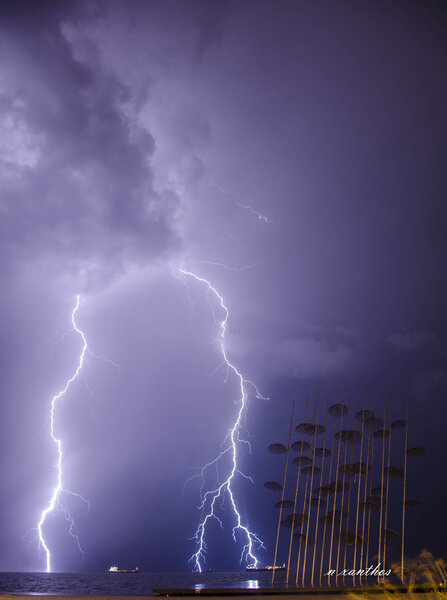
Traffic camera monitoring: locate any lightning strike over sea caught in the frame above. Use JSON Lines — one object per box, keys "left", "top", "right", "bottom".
{"left": 178, "top": 267, "right": 267, "bottom": 572}
{"left": 36, "top": 295, "right": 89, "bottom": 573}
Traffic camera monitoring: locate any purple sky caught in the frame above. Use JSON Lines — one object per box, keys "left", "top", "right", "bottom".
{"left": 0, "top": 0, "right": 446, "bottom": 573}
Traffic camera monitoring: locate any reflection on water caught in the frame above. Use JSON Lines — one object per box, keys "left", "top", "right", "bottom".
{"left": 195, "top": 577, "right": 260, "bottom": 591}
{"left": 194, "top": 583, "right": 207, "bottom": 590}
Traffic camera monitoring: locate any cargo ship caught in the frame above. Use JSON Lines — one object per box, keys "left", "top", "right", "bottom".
{"left": 108, "top": 566, "right": 140, "bottom": 573}
{"left": 245, "top": 562, "right": 286, "bottom": 572}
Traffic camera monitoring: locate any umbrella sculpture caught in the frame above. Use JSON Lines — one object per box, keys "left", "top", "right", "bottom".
{"left": 274, "top": 500, "right": 295, "bottom": 509}
{"left": 405, "top": 498, "right": 424, "bottom": 508}
{"left": 328, "top": 404, "right": 348, "bottom": 417}
{"left": 326, "top": 479, "right": 351, "bottom": 494}
{"left": 335, "top": 430, "right": 362, "bottom": 444}
{"left": 364, "top": 416, "right": 384, "bottom": 431}
{"left": 315, "top": 447, "right": 331, "bottom": 457}
{"left": 309, "top": 497, "right": 326, "bottom": 508}
{"left": 292, "top": 456, "right": 312, "bottom": 466}
{"left": 339, "top": 462, "right": 371, "bottom": 476}
{"left": 301, "top": 466, "right": 321, "bottom": 475}
{"left": 294, "top": 533, "right": 315, "bottom": 545}
{"left": 355, "top": 409, "right": 375, "bottom": 423}
{"left": 291, "top": 440, "right": 311, "bottom": 452}
{"left": 360, "top": 496, "right": 381, "bottom": 511}
{"left": 382, "top": 528, "right": 401, "bottom": 541}
{"left": 384, "top": 466, "right": 405, "bottom": 478}
{"left": 391, "top": 419, "right": 407, "bottom": 430}
{"left": 264, "top": 481, "right": 283, "bottom": 491}
{"left": 320, "top": 509, "right": 348, "bottom": 524}
{"left": 268, "top": 443, "right": 288, "bottom": 454}
{"left": 296, "top": 423, "right": 325, "bottom": 435}
{"left": 373, "top": 428, "right": 390, "bottom": 440}
{"left": 406, "top": 446, "right": 425, "bottom": 457}
{"left": 263, "top": 396, "right": 421, "bottom": 587}
{"left": 281, "top": 512, "right": 307, "bottom": 528}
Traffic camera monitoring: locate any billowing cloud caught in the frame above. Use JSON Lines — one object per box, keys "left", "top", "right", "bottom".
{"left": 388, "top": 332, "right": 436, "bottom": 352}
{"left": 272, "top": 337, "right": 355, "bottom": 379}
{"left": 0, "top": 1, "right": 180, "bottom": 289}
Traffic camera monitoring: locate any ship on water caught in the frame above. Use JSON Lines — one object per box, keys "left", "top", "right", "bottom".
{"left": 245, "top": 562, "right": 286, "bottom": 572}
{"left": 108, "top": 565, "right": 140, "bottom": 573}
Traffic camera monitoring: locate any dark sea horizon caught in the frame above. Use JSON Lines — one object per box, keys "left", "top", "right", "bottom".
{"left": 0, "top": 571, "right": 288, "bottom": 596}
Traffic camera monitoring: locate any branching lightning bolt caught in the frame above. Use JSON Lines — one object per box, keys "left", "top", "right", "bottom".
{"left": 235, "top": 203, "right": 275, "bottom": 224}
{"left": 35, "top": 295, "right": 89, "bottom": 572}
{"left": 178, "top": 267, "right": 267, "bottom": 572}
{"left": 205, "top": 182, "right": 275, "bottom": 224}
{"left": 195, "top": 260, "right": 264, "bottom": 273}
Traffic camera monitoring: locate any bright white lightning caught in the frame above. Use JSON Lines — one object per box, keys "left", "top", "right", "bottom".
{"left": 178, "top": 267, "right": 267, "bottom": 572}
{"left": 236, "top": 203, "right": 275, "bottom": 224}
{"left": 205, "top": 183, "right": 275, "bottom": 224}
{"left": 36, "top": 294, "right": 88, "bottom": 572}
{"left": 195, "top": 260, "right": 263, "bottom": 273}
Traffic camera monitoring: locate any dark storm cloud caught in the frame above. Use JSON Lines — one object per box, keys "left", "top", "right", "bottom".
{"left": 388, "top": 332, "right": 437, "bottom": 352}
{"left": 1, "top": 0, "right": 446, "bottom": 575}
{"left": 192, "top": 0, "right": 236, "bottom": 59}
{"left": 0, "top": 0, "right": 179, "bottom": 288}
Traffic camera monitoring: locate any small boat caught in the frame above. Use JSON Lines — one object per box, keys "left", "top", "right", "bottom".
{"left": 108, "top": 565, "right": 140, "bottom": 573}
{"left": 192, "top": 569, "right": 213, "bottom": 573}
{"left": 245, "top": 562, "right": 286, "bottom": 572}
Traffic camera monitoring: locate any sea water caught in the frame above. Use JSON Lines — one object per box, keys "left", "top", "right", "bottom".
{"left": 0, "top": 571, "right": 287, "bottom": 595}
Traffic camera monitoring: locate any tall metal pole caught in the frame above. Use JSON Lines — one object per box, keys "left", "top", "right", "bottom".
{"left": 359, "top": 400, "right": 372, "bottom": 585}
{"left": 286, "top": 397, "right": 309, "bottom": 585}
{"left": 272, "top": 398, "right": 295, "bottom": 587}
{"left": 335, "top": 395, "right": 349, "bottom": 586}
{"left": 377, "top": 394, "right": 387, "bottom": 583}
{"left": 401, "top": 396, "right": 409, "bottom": 583}
{"left": 382, "top": 400, "right": 392, "bottom": 582}
{"left": 302, "top": 392, "right": 319, "bottom": 587}
{"left": 319, "top": 403, "right": 336, "bottom": 587}
{"left": 352, "top": 395, "right": 366, "bottom": 586}
{"left": 311, "top": 397, "right": 329, "bottom": 587}
{"left": 365, "top": 399, "right": 375, "bottom": 580}
{"left": 328, "top": 402, "right": 345, "bottom": 587}
{"left": 295, "top": 399, "right": 316, "bottom": 587}
{"left": 342, "top": 435, "right": 355, "bottom": 586}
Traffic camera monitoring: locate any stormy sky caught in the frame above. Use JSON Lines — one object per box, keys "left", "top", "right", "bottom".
{"left": 0, "top": 0, "right": 446, "bottom": 573}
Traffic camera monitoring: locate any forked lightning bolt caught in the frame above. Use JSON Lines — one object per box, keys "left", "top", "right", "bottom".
{"left": 178, "top": 268, "right": 267, "bottom": 572}
{"left": 236, "top": 203, "right": 275, "bottom": 224}
{"left": 36, "top": 295, "right": 89, "bottom": 572}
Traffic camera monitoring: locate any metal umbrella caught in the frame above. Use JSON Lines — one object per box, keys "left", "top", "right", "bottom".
{"left": 274, "top": 500, "right": 295, "bottom": 509}
{"left": 335, "top": 430, "right": 362, "bottom": 444}
{"left": 356, "top": 409, "right": 375, "bottom": 423}
{"left": 292, "top": 456, "right": 312, "bottom": 466}
{"left": 296, "top": 423, "right": 325, "bottom": 435}
{"left": 328, "top": 404, "right": 348, "bottom": 417}
{"left": 315, "top": 447, "right": 331, "bottom": 458}
{"left": 364, "top": 416, "right": 384, "bottom": 431}
{"left": 406, "top": 446, "right": 425, "bottom": 457}
{"left": 264, "top": 481, "right": 283, "bottom": 491}
{"left": 268, "top": 443, "right": 288, "bottom": 454}
{"left": 384, "top": 466, "right": 404, "bottom": 479}
{"left": 291, "top": 440, "right": 311, "bottom": 452}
